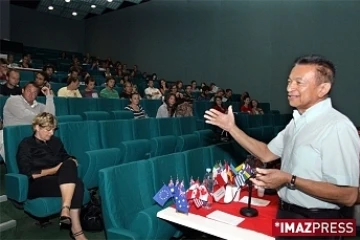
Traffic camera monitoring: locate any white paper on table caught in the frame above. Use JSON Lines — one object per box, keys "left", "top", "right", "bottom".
{"left": 239, "top": 196, "right": 270, "bottom": 206}
{"left": 224, "top": 185, "right": 240, "bottom": 203}
{"left": 206, "top": 210, "right": 245, "bottom": 226}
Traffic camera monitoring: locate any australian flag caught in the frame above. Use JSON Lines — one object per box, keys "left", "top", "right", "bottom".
{"left": 174, "top": 181, "right": 189, "bottom": 214}
{"left": 153, "top": 184, "right": 173, "bottom": 207}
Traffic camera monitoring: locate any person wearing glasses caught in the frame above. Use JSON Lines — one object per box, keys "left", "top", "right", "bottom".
{"left": 17, "top": 112, "right": 87, "bottom": 240}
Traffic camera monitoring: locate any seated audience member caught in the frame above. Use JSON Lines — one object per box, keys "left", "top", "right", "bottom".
{"left": 156, "top": 93, "right": 177, "bottom": 118}
{"left": 62, "top": 68, "right": 79, "bottom": 83}
{"left": 20, "top": 54, "right": 32, "bottom": 68}
{"left": 209, "top": 83, "right": 219, "bottom": 93}
{"left": 58, "top": 77, "right": 82, "bottom": 98}
{"left": 210, "top": 89, "right": 227, "bottom": 102}
{"left": 159, "top": 79, "right": 168, "bottom": 95}
{"left": 132, "top": 84, "right": 142, "bottom": 99}
{"left": 100, "top": 77, "right": 119, "bottom": 99}
{"left": 104, "top": 67, "right": 112, "bottom": 78}
{"left": 241, "top": 91, "right": 250, "bottom": 101}
{"left": 212, "top": 96, "right": 229, "bottom": 141}
{"left": 190, "top": 80, "right": 200, "bottom": 92}
{"left": 43, "top": 64, "right": 55, "bottom": 82}
{"left": 213, "top": 96, "right": 227, "bottom": 113}
{"left": 240, "top": 96, "right": 252, "bottom": 113}
{"left": 3, "top": 82, "right": 54, "bottom": 126}
{"left": 17, "top": 112, "right": 87, "bottom": 240}
{"left": 7, "top": 54, "right": 18, "bottom": 67}
{"left": 0, "top": 58, "right": 8, "bottom": 81}
{"left": 0, "top": 69, "right": 22, "bottom": 96}
{"left": 124, "top": 93, "right": 147, "bottom": 119}
{"left": 184, "top": 85, "right": 193, "bottom": 100}
{"left": 176, "top": 81, "right": 184, "bottom": 92}
{"left": 34, "top": 72, "right": 53, "bottom": 97}
{"left": 251, "top": 99, "right": 264, "bottom": 115}
{"left": 81, "top": 77, "right": 98, "bottom": 98}
{"left": 225, "top": 89, "right": 233, "bottom": 102}
{"left": 170, "top": 85, "right": 184, "bottom": 100}
{"left": 1, "top": 82, "right": 54, "bottom": 160}
{"left": 118, "top": 78, "right": 125, "bottom": 86}
{"left": 197, "top": 86, "right": 211, "bottom": 101}
{"left": 119, "top": 81, "right": 133, "bottom": 99}
{"left": 144, "top": 79, "right": 161, "bottom": 100}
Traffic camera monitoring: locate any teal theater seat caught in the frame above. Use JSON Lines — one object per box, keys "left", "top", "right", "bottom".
{"left": 4, "top": 125, "right": 89, "bottom": 221}
{"left": 183, "top": 147, "right": 212, "bottom": 181}
{"left": 176, "top": 134, "right": 200, "bottom": 152}
{"left": 140, "top": 99, "right": 162, "bottom": 117}
{"left": 54, "top": 97, "right": 69, "bottom": 116}
{"left": 56, "top": 115, "right": 82, "bottom": 123}
{"left": 99, "top": 160, "right": 177, "bottom": 240}
{"left": 150, "top": 136, "right": 178, "bottom": 157}
{"left": 109, "top": 110, "right": 134, "bottom": 120}
{"left": 98, "top": 119, "right": 135, "bottom": 148}
{"left": 155, "top": 118, "right": 181, "bottom": 136}
{"left": 82, "top": 111, "right": 110, "bottom": 121}
{"left": 132, "top": 118, "right": 158, "bottom": 139}
{"left": 177, "top": 117, "right": 196, "bottom": 135}
{"left": 97, "top": 98, "right": 122, "bottom": 112}
{"left": 57, "top": 121, "right": 101, "bottom": 187}
{"left": 68, "top": 98, "right": 98, "bottom": 115}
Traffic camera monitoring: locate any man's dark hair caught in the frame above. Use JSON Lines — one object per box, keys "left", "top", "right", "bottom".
{"left": 66, "top": 76, "right": 78, "bottom": 86}
{"left": 202, "top": 86, "right": 210, "bottom": 92}
{"left": 23, "top": 81, "right": 37, "bottom": 90}
{"left": 36, "top": 71, "right": 49, "bottom": 82}
{"left": 85, "top": 76, "right": 95, "bottom": 85}
{"left": 106, "top": 76, "right": 115, "bottom": 83}
{"left": 226, "top": 89, "right": 232, "bottom": 93}
{"left": 43, "top": 64, "right": 55, "bottom": 72}
{"left": 294, "top": 55, "right": 335, "bottom": 85}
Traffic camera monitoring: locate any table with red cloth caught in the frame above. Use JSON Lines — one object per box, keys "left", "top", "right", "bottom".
{"left": 157, "top": 189, "right": 278, "bottom": 240}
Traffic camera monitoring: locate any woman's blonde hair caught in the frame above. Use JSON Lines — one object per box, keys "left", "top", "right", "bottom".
{"left": 32, "top": 112, "right": 57, "bottom": 131}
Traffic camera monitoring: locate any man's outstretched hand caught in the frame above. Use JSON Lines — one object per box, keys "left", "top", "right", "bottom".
{"left": 204, "top": 105, "right": 235, "bottom": 132}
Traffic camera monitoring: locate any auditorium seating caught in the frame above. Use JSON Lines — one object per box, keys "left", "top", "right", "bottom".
{"left": 3, "top": 125, "right": 90, "bottom": 220}
{"left": 98, "top": 142, "right": 246, "bottom": 240}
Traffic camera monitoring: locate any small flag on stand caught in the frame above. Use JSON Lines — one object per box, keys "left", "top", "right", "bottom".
{"left": 153, "top": 184, "right": 173, "bottom": 207}
{"left": 174, "top": 180, "right": 189, "bottom": 214}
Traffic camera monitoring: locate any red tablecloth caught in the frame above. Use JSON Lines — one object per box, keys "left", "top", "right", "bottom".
{"left": 187, "top": 189, "right": 278, "bottom": 237}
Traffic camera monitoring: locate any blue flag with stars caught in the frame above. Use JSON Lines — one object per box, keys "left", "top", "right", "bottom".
{"left": 153, "top": 184, "right": 172, "bottom": 207}
{"left": 174, "top": 181, "right": 189, "bottom": 214}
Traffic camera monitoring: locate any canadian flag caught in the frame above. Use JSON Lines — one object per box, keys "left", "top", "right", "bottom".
{"left": 186, "top": 188, "right": 198, "bottom": 200}
{"left": 215, "top": 170, "right": 228, "bottom": 187}
{"left": 198, "top": 184, "right": 209, "bottom": 202}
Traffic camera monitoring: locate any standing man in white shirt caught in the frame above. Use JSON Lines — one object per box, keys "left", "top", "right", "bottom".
{"left": 144, "top": 79, "right": 162, "bottom": 100}
{"left": 205, "top": 55, "right": 359, "bottom": 239}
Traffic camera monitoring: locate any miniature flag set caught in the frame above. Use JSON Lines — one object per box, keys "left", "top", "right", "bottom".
{"left": 153, "top": 159, "right": 257, "bottom": 214}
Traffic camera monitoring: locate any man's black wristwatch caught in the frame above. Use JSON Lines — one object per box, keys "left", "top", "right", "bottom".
{"left": 286, "top": 175, "right": 297, "bottom": 190}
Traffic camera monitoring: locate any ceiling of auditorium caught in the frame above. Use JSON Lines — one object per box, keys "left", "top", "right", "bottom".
{"left": 10, "top": 0, "right": 151, "bottom": 20}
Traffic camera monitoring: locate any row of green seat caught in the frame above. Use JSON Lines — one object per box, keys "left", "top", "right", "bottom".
{"left": 0, "top": 96, "right": 272, "bottom": 120}
{"left": 3, "top": 117, "right": 215, "bottom": 219}
{"left": 97, "top": 142, "right": 247, "bottom": 240}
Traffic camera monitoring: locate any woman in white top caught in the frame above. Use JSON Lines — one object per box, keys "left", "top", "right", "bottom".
{"left": 156, "top": 93, "right": 177, "bottom": 118}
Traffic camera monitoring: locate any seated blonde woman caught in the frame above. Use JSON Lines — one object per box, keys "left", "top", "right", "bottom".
{"left": 16, "top": 112, "right": 87, "bottom": 240}
{"left": 124, "top": 93, "right": 147, "bottom": 119}
{"left": 251, "top": 99, "right": 264, "bottom": 115}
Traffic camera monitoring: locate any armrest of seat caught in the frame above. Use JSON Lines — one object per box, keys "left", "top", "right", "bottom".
{"left": 82, "top": 148, "right": 123, "bottom": 190}
{"left": 150, "top": 136, "right": 178, "bottom": 157}
{"left": 129, "top": 205, "right": 177, "bottom": 240}
{"left": 176, "top": 134, "right": 200, "bottom": 152}
{"left": 106, "top": 227, "right": 140, "bottom": 240}
{"left": 195, "top": 129, "right": 215, "bottom": 147}
{"left": 5, "top": 173, "right": 28, "bottom": 203}
{"left": 120, "top": 139, "right": 151, "bottom": 164}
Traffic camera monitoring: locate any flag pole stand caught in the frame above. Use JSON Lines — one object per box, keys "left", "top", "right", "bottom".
{"left": 239, "top": 181, "right": 258, "bottom": 217}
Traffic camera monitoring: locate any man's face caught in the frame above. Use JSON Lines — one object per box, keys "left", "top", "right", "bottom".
{"left": 35, "top": 73, "right": 45, "bottom": 87}
{"left": 186, "top": 86, "right": 192, "bottom": 94}
{"left": 287, "top": 64, "right": 326, "bottom": 113}
{"left": 125, "top": 83, "right": 132, "bottom": 93}
{"left": 148, "top": 80, "right": 154, "bottom": 88}
{"left": 23, "top": 84, "right": 39, "bottom": 103}
{"left": 87, "top": 81, "right": 95, "bottom": 90}
{"left": 71, "top": 71, "right": 78, "bottom": 78}
{"left": 108, "top": 79, "right": 115, "bottom": 88}
{"left": 7, "top": 71, "right": 20, "bottom": 86}
{"left": 69, "top": 80, "right": 80, "bottom": 90}
{"left": 46, "top": 68, "right": 53, "bottom": 76}
{"left": 226, "top": 90, "right": 232, "bottom": 98}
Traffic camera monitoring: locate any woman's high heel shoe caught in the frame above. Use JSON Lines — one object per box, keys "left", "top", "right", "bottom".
{"left": 70, "top": 230, "right": 84, "bottom": 240}
{"left": 59, "top": 205, "right": 72, "bottom": 227}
